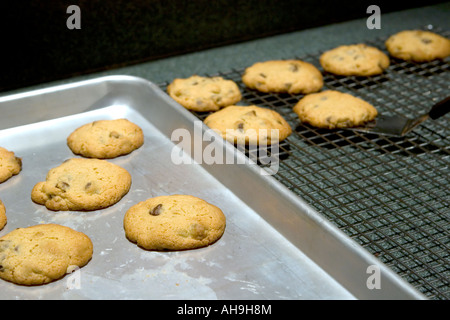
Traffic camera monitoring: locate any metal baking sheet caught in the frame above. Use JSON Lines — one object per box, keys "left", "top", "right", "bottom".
{"left": 0, "top": 76, "right": 424, "bottom": 299}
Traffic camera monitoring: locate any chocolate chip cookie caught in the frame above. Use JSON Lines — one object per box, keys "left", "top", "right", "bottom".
{"left": 123, "top": 195, "right": 226, "bottom": 251}
{"left": 167, "top": 75, "right": 242, "bottom": 112}
{"left": 31, "top": 158, "right": 132, "bottom": 211}
{"left": 242, "top": 59, "right": 323, "bottom": 94}
{"left": 293, "top": 90, "right": 378, "bottom": 129}
{"left": 385, "top": 30, "right": 450, "bottom": 62}
{"left": 0, "top": 224, "right": 93, "bottom": 285}
{"left": 320, "top": 44, "right": 390, "bottom": 76}
{"left": 0, "top": 147, "right": 22, "bottom": 184}
{"left": 204, "top": 105, "right": 292, "bottom": 145}
{"left": 67, "top": 119, "right": 144, "bottom": 159}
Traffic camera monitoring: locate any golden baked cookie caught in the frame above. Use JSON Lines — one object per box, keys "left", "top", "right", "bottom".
{"left": 0, "top": 224, "right": 93, "bottom": 285}
{"left": 242, "top": 59, "right": 323, "bottom": 94}
{"left": 167, "top": 75, "right": 242, "bottom": 112}
{"left": 385, "top": 30, "right": 450, "bottom": 62}
{"left": 293, "top": 90, "right": 378, "bottom": 129}
{"left": 67, "top": 119, "right": 144, "bottom": 159}
{"left": 31, "top": 158, "right": 132, "bottom": 211}
{"left": 320, "top": 44, "right": 390, "bottom": 76}
{"left": 0, "top": 147, "right": 22, "bottom": 184}
{"left": 124, "top": 195, "right": 226, "bottom": 251}
{"left": 0, "top": 200, "right": 6, "bottom": 231}
{"left": 204, "top": 105, "right": 292, "bottom": 145}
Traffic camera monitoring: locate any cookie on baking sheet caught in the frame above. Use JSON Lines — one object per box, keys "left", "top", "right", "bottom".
{"left": 203, "top": 105, "right": 292, "bottom": 145}
{"left": 31, "top": 158, "right": 131, "bottom": 211}
{"left": 167, "top": 75, "right": 242, "bottom": 112}
{"left": 241, "top": 59, "right": 323, "bottom": 94}
{"left": 320, "top": 44, "right": 390, "bottom": 76}
{"left": 0, "top": 200, "right": 6, "bottom": 231}
{"left": 385, "top": 30, "right": 450, "bottom": 62}
{"left": 0, "top": 224, "right": 93, "bottom": 285}
{"left": 293, "top": 90, "right": 378, "bottom": 129}
{"left": 124, "top": 195, "right": 226, "bottom": 251}
{"left": 67, "top": 119, "right": 144, "bottom": 159}
{"left": 0, "top": 147, "right": 22, "bottom": 184}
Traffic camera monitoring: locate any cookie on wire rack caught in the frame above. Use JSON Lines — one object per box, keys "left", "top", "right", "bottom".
{"left": 385, "top": 30, "right": 450, "bottom": 62}
{"left": 320, "top": 43, "right": 390, "bottom": 76}
{"left": 242, "top": 59, "right": 323, "bottom": 94}
{"left": 293, "top": 90, "right": 378, "bottom": 129}
{"left": 167, "top": 75, "right": 242, "bottom": 112}
{"left": 204, "top": 105, "right": 292, "bottom": 145}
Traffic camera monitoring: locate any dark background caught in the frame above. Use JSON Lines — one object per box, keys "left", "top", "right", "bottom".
{"left": 0, "top": 0, "right": 446, "bottom": 93}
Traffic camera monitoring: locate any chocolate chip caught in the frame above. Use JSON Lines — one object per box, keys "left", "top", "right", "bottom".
{"left": 190, "top": 223, "right": 207, "bottom": 240}
{"left": 85, "top": 182, "right": 92, "bottom": 190}
{"left": 289, "top": 64, "right": 299, "bottom": 72}
{"left": 212, "top": 95, "right": 222, "bottom": 103}
{"left": 244, "top": 110, "right": 257, "bottom": 117}
{"left": 259, "top": 73, "right": 267, "bottom": 78}
{"left": 56, "top": 181, "right": 70, "bottom": 191}
{"left": 149, "top": 204, "right": 163, "bottom": 216}
{"left": 421, "top": 38, "right": 432, "bottom": 44}
{"left": 109, "top": 131, "right": 120, "bottom": 138}
{"left": 236, "top": 122, "right": 245, "bottom": 131}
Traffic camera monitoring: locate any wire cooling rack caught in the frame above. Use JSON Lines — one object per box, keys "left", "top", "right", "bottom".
{"left": 160, "top": 27, "right": 450, "bottom": 300}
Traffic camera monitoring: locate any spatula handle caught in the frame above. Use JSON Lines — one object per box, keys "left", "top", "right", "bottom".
{"left": 429, "top": 96, "right": 450, "bottom": 120}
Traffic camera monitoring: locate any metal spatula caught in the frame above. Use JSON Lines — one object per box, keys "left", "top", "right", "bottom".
{"left": 349, "top": 96, "right": 450, "bottom": 137}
